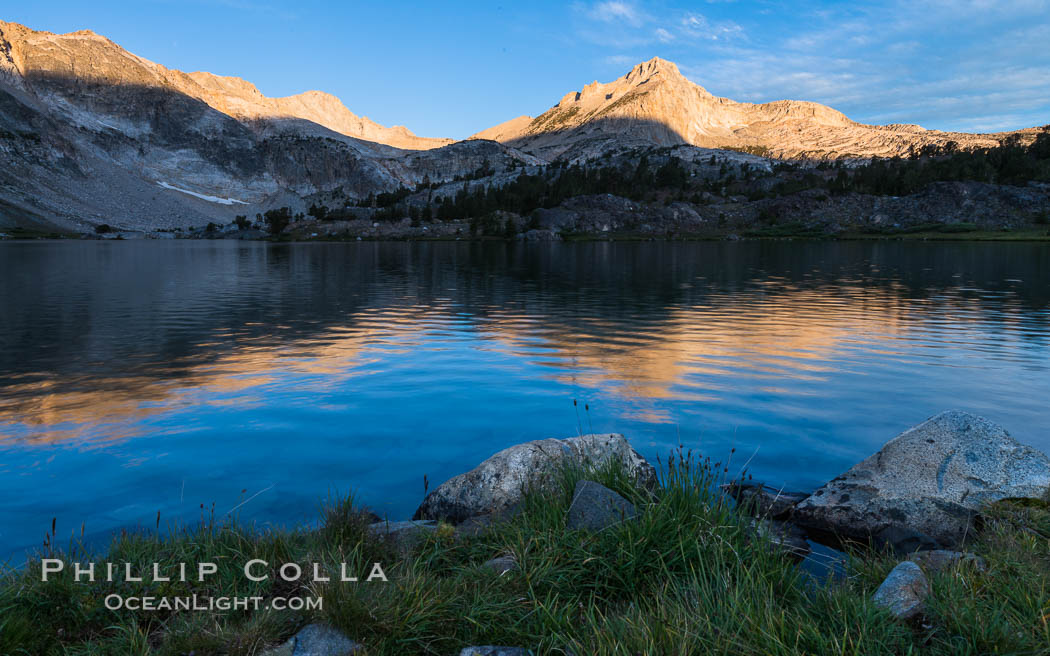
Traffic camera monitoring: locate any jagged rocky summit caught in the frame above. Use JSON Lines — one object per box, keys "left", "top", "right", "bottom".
{"left": 470, "top": 57, "right": 1028, "bottom": 162}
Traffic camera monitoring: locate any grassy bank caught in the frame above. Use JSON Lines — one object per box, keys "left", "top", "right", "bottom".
{"left": 1, "top": 455, "right": 1048, "bottom": 655}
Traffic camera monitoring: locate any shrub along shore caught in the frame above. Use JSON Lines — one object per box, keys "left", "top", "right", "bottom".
{"left": 2, "top": 413, "right": 1049, "bottom": 655}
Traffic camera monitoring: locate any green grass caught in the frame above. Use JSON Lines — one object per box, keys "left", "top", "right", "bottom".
{"left": 2, "top": 454, "right": 1048, "bottom": 655}
{"left": 838, "top": 226, "right": 1050, "bottom": 241}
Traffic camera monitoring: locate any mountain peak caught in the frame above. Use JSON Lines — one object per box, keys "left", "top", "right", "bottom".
{"left": 473, "top": 54, "right": 1012, "bottom": 161}
{"left": 628, "top": 56, "right": 681, "bottom": 80}
{"left": 0, "top": 19, "right": 452, "bottom": 150}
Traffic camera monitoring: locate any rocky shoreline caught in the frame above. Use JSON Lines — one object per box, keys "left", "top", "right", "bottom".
{"left": 265, "top": 410, "right": 1050, "bottom": 654}
{"left": 398, "top": 410, "right": 1049, "bottom": 558}
{"left": 5, "top": 410, "right": 1048, "bottom": 654}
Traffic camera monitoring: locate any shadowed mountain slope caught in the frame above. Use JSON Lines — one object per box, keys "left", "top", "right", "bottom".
{"left": 0, "top": 20, "right": 450, "bottom": 150}
{"left": 0, "top": 20, "right": 535, "bottom": 232}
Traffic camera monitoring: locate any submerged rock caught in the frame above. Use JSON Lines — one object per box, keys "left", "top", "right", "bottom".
{"left": 565, "top": 480, "right": 638, "bottom": 531}
{"left": 872, "top": 561, "right": 929, "bottom": 620}
{"left": 792, "top": 411, "right": 1050, "bottom": 551}
{"left": 414, "top": 434, "right": 656, "bottom": 523}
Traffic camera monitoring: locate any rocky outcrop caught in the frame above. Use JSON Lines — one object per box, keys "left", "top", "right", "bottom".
{"left": 473, "top": 56, "right": 1036, "bottom": 162}
{"left": 872, "top": 561, "right": 929, "bottom": 620}
{"left": 792, "top": 411, "right": 1050, "bottom": 552}
{"left": 413, "top": 434, "right": 657, "bottom": 523}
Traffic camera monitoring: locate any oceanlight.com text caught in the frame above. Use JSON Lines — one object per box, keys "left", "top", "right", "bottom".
{"left": 103, "top": 594, "right": 323, "bottom": 612}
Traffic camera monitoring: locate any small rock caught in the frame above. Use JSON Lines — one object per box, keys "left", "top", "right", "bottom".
{"left": 261, "top": 623, "right": 362, "bottom": 656}
{"left": 872, "top": 561, "right": 930, "bottom": 620}
{"left": 455, "top": 514, "right": 495, "bottom": 538}
{"left": 748, "top": 519, "right": 811, "bottom": 558}
{"left": 455, "top": 505, "right": 522, "bottom": 539}
{"left": 907, "top": 549, "right": 987, "bottom": 573}
{"left": 260, "top": 641, "right": 294, "bottom": 656}
{"left": 724, "top": 482, "right": 808, "bottom": 518}
{"left": 458, "top": 648, "right": 529, "bottom": 656}
{"left": 565, "top": 480, "right": 637, "bottom": 532}
{"left": 368, "top": 520, "right": 438, "bottom": 553}
{"left": 481, "top": 554, "right": 517, "bottom": 575}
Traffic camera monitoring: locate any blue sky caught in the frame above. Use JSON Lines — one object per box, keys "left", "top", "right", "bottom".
{"left": 6, "top": 1, "right": 1048, "bottom": 139}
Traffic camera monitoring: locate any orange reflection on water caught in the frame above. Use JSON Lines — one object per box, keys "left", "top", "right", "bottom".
{"left": 0, "top": 285, "right": 996, "bottom": 444}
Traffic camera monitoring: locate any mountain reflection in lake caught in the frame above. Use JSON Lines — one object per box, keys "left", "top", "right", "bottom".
{"left": 1, "top": 240, "right": 1048, "bottom": 560}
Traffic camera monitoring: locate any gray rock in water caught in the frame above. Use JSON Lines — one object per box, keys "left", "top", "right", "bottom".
{"left": 907, "top": 549, "right": 987, "bottom": 573}
{"left": 792, "top": 411, "right": 1050, "bottom": 551}
{"left": 414, "top": 434, "right": 656, "bottom": 523}
{"left": 748, "top": 519, "right": 811, "bottom": 559}
{"left": 565, "top": 480, "right": 637, "bottom": 532}
{"left": 262, "top": 623, "right": 362, "bottom": 656}
{"left": 872, "top": 561, "right": 930, "bottom": 620}
{"left": 458, "top": 647, "right": 530, "bottom": 656}
{"left": 724, "top": 482, "right": 809, "bottom": 518}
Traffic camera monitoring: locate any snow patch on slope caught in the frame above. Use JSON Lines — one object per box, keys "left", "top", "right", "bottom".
{"left": 156, "top": 181, "right": 248, "bottom": 205}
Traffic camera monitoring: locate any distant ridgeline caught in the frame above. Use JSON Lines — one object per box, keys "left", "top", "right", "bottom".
{"left": 262, "top": 126, "right": 1050, "bottom": 237}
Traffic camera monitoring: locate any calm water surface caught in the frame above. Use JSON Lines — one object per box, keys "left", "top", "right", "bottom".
{"left": 1, "top": 240, "right": 1049, "bottom": 561}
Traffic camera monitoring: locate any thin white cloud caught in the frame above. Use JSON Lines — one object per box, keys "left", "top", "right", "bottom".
{"left": 604, "top": 54, "right": 637, "bottom": 67}
{"left": 572, "top": 0, "right": 1046, "bottom": 131}
{"left": 589, "top": 1, "right": 645, "bottom": 27}
{"left": 579, "top": 2, "right": 744, "bottom": 46}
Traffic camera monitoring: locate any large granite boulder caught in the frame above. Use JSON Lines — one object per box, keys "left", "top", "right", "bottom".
{"left": 793, "top": 411, "right": 1050, "bottom": 551}
{"left": 414, "top": 434, "right": 657, "bottom": 523}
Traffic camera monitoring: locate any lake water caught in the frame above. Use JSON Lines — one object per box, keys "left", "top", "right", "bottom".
{"left": 1, "top": 240, "right": 1049, "bottom": 562}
